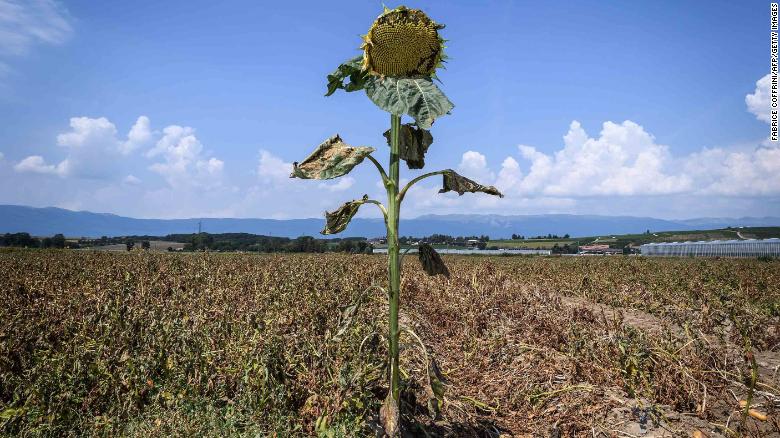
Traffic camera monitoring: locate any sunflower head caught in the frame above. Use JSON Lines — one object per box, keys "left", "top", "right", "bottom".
{"left": 361, "top": 6, "right": 445, "bottom": 77}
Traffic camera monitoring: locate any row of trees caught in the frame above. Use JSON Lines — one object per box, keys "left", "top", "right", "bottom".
{"left": 81, "top": 235, "right": 160, "bottom": 246}
{"left": 182, "top": 233, "right": 372, "bottom": 254}
{"left": 334, "top": 239, "right": 373, "bottom": 254}
{"left": 2, "top": 232, "right": 374, "bottom": 254}
{"left": 0, "top": 233, "right": 69, "bottom": 249}
{"left": 78, "top": 233, "right": 373, "bottom": 254}
{"left": 511, "top": 233, "right": 570, "bottom": 240}
{"left": 550, "top": 243, "right": 578, "bottom": 254}
{"left": 397, "top": 234, "right": 490, "bottom": 245}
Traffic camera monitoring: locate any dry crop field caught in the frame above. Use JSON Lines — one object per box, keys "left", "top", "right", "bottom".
{"left": 1, "top": 249, "right": 778, "bottom": 437}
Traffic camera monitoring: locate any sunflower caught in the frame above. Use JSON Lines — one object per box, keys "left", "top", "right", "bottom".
{"left": 361, "top": 6, "right": 445, "bottom": 77}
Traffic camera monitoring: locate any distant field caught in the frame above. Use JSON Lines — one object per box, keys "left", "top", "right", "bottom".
{"left": 2, "top": 250, "right": 777, "bottom": 436}
{"left": 490, "top": 226, "right": 780, "bottom": 249}
{"left": 610, "top": 226, "right": 780, "bottom": 242}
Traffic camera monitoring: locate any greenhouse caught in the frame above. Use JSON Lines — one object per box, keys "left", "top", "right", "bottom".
{"left": 640, "top": 238, "right": 780, "bottom": 258}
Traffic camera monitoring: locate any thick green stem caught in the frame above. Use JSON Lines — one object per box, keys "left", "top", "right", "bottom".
{"left": 386, "top": 113, "right": 402, "bottom": 403}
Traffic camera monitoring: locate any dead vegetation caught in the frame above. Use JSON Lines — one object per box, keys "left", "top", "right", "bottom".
{"left": 1, "top": 249, "right": 778, "bottom": 436}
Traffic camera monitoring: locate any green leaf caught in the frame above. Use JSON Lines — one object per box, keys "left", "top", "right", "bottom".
{"left": 0, "top": 407, "right": 25, "bottom": 421}
{"left": 322, "top": 195, "right": 369, "bottom": 235}
{"left": 439, "top": 169, "right": 504, "bottom": 198}
{"left": 383, "top": 123, "right": 433, "bottom": 169}
{"left": 325, "top": 55, "right": 368, "bottom": 97}
{"left": 364, "top": 76, "right": 454, "bottom": 129}
{"left": 418, "top": 243, "right": 450, "bottom": 277}
{"left": 291, "top": 135, "right": 375, "bottom": 180}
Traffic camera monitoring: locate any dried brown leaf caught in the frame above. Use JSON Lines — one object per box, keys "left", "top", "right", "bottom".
{"left": 418, "top": 243, "right": 450, "bottom": 278}
{"left": 291, "top": 135, "right": 374, "bottom": 180}
{"left": 383, "top": 123, "right": 433, "bottom": 169}
{"left": 439, "top": 169, "right": 503, "bottom": 198}
{"left": 321, "top": 195, "right": 369, "bottom": 235}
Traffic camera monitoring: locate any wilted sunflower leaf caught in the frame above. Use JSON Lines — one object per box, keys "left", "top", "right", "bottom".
{"left": 322, "top": 195, "right": 368, "bottom": 235}
{"left": 427, "top": 357, "right": 447, "bottom": 418}
{"left": 325, "top": 55, "right": 369, "bottom": 96}
{"left": 364, "top": 76, "right": 454, "bottom": 129}
{"left": 291, "top": 135, "right": 375, "bottom": 180}
{"left": 333, "top": 284, "right": 379, "bottom": 341}
{"left": 333, "top": 303, "right": 359, "bottom": 341}
{"left": 418, "top": 243, "right": 450, "bottom": 277}
{"left": 439, "top": 170, "right": 504, "bottom": 198}
{"left": 383, "top": 123, "right": 433, "bottom": 169}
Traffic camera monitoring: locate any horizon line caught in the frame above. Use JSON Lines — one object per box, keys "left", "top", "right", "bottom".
{"left": 0, "top": 204, "right": 777, "bottom": 223}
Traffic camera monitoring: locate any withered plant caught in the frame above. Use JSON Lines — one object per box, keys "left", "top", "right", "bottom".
{"left": 290, "top": 5, "right": 503, "bottom": 435}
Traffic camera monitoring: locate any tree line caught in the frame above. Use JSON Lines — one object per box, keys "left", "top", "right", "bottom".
{"left": 179, "top": 233, "right": 372, "bottom": 253}
{"left": 398, "top": 234, "right": 490, "bottom": 246}
{"left": 0, "top": 233, "right": 70, "bottom": 249}
{"left": 75, "top": 233, "right": 374, "bottom": 254}
{"left": 1, "top": 232, "right": 376, "bottom": 254}
{"left": 511, "top": 233, "right": 570, "bottom": 240}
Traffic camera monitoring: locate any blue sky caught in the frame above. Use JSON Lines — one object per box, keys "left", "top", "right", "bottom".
{"left": 0, "top": 0, "right": 776, "bottom": 220}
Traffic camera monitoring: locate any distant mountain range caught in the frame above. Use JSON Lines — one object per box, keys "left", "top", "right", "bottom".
{"left": 1, "top": 205, "right": 779, "bottom": 239}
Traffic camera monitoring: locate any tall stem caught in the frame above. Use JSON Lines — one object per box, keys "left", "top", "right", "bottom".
{"left": 386, "top": 113, "right": 402, "bottom": 403}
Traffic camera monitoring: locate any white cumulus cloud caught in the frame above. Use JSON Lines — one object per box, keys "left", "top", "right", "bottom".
{"left": 16, "top": 115, "right": 156, "bottom": 178}
{"left": 746, "top": 74, "right": 770, "bottom": 124}
{"left": 488, "top": 110, "right": 780, "bottom": 200}
{"left": 147, "top": 125, "right": 223, "bottom": 188}
{"left": 120, "top": 116, "right": 152, "bottom": 154}
{"left": 15, "top": 115, "right": 224, "bottom": 189}
{"left": 494, "top": 156, "right": 522, "bottom": 194}
{"left": 56, "top": 116, "right": 117, "bottom": 149}
{"left": 257, "top": 149, "right": 292, "bottom": 182}
{"left": 511, "top": 120, "right": 690, "bottom": 196}
{"left": 14, "top": 155, "right": 63, "bottom": 175}
{"left": 684, "top": 145, "right": 780, "bottom": 196}
{"left": 196, "top": 157, "right": 224, "bottom": 175}
{"left": 458, "top": 150, "right": 494, "bottom": 182}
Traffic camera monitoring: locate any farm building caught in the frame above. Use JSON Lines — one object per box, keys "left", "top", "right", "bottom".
{"left": 579, "top": 244, "right": 622, "bottom": 255}
{"left": 640, "top": 238, "right": 780, "bottom": 258}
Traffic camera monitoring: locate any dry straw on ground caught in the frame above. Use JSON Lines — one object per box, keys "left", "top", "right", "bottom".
{"left": 1, "top": 249, "right": 778, "bottom": 436}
